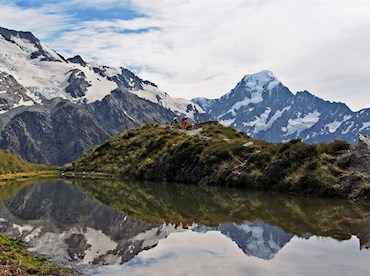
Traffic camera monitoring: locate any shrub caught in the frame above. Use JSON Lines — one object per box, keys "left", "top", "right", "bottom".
{"left": 326, "top": 140, "right": 351, "bottom": 154}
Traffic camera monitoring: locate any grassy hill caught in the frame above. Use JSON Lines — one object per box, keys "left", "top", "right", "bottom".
{"left": 68, "top": 123, "right": 368, "bottom": 199}
{"left": 0, "top": 150, "right": 52, "bottom": 174}
{"left": 0, "top": 150, "right": 55, "bottom": 184}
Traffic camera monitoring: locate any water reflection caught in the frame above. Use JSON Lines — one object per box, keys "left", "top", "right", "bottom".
{"left": 96, "top": 233, "right": 370, "bottom": 276}
{"left": 0, "top": 180, "right": 163, "bottom": 266}
{"left": 73, "top": 178, "right": 370, "bottom": 249}
{"left": 0, "top": 178, "right": 370, "bottom": 273}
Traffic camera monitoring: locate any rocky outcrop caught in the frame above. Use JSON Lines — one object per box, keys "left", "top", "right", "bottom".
{"left": 67, "top": 55, "right": 87, "bottom": 66}
{"left": 65, "top": 69, "right": 91, "bottom": 98}
{"left": 337, "top": 135, "right": 370, "bottom": 199}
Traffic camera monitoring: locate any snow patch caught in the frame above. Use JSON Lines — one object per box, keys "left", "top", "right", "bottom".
{"left": 11, "top": 36, "right": 38, "bottom": 54}
{"left": 12, "top": 224, "right": 33, "bottom": 235}
{"left": 359, "top": 122, "right": 370, "bottom": 132}
{"left": 243, "top": 106, "right": 290, "bottom": 133}
{"left": 242, "top": 70, "right": 280, "bottom": 92}
{"left": 326, "top": 121, "right": 342, "bottom": 133}
{"left": 25, "top": 227, "right": 42, "bottom": 242}
{"left": 123, "top": 110, "right": 136, "bottom": 122}
{"left": 244, "top": 108, "right": 271, "bottom": 132}
{"left": 130, "top": 83, "right": 206, "bottom": 119}
{"left": 82, "top": 227, "right": 118, "bottom": 265}
{"left": 343, "top": 122, "right": 354, "bottom": 134}
{"left": 326, "top": 115, "right": 352, "bottom": 133}
{"left": 220, "top": 118, "right": 235, "bottom": 127}
{"left": 79, "top": 66, "right": 117, "bottom": 102}
{"left": 231, "top": 92, "right": 263, "bottom": 111}
{"left": 283, "top": 110, "right": 321, "bottom": 136}
{"left": 13, "top": 97, "right": 34, "bottom": 108}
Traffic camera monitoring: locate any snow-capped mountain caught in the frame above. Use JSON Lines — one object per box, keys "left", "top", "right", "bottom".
{"left": 0, "top": 26, "right": 206, "bottom": 119}
{"left": 193, "top": 70, "right": 370, "bottom": 144}
{"left": 218, "top": 222, "right": 294, "bottom": 260}
{"left": 193, "top": 221, "right": 295, "bottom": 260}
{"left": 0, "top": 26, "right": 209, "bottom": 164}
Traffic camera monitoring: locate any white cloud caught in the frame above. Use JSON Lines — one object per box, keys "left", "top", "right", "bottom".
{"left": 82, "top": 18, "right": 161, "bottom": 31}
{"left": 96, "top": 231, "right": 370, "bottom": 275}
{"left": 1, "top": 0, "right": 370, "bottom": 111}
{"left": 0, "top": 2, "right": 70, "bottom": 40}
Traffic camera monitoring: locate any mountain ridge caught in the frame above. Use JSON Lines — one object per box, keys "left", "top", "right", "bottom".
{"left": 0, "top": 26, "right": 210, "bottom": 164}
{"left": 193, "top": 71, "right": 370, "bottom": 145}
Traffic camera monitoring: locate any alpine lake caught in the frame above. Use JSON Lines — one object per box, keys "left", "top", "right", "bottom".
{"left": 1, "top": 178, "right": 370, "bottom": 275}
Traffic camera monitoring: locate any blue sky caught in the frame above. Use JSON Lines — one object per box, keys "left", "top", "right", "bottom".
{"left": 0, "top": 0, "right": 370, "bottom": 111}
{"left": 15, "top": 0, "right": 145, "bottom": 21}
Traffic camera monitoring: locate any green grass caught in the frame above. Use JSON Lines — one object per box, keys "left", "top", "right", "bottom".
{"left": 0, "top": 150, "right": 53, "bottom": 175}
{"left": 67, "top": 123, "right": 357, "bottom": 198}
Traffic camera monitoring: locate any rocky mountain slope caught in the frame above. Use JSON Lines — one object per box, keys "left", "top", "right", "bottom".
{"left": 0, "top": 26, "right": 209, "bottom": 165}
{"left": 193, "top": 70, "right": 370, "bottom": 145}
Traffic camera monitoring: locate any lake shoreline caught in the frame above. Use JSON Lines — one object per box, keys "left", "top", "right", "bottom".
{"left": 67, "top": 124, "right": 370, "bottom": 201}
{"left": 0, "top": 171, "right": 58, "bottom": 186}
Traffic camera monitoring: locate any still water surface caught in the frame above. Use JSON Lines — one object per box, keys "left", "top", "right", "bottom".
{"left": 1, "top": 179, "right": 370, "bottom": 275}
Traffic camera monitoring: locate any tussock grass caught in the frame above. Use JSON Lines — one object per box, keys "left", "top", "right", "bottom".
{"left": 68, "top": 123, "right": 354, "bottom": 198}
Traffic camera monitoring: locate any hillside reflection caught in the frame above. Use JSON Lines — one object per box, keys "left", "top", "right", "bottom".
{"left": 0, "top": 178, "right": 369, "bottom": 268}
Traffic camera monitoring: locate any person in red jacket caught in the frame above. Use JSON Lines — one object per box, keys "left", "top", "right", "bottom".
{"left": 181, "top": 117, "right": 188, "bottom": 128}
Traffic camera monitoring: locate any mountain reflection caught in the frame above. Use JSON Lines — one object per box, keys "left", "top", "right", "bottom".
{"left": 0, "top": 179, "right": 370, "bottom": 268}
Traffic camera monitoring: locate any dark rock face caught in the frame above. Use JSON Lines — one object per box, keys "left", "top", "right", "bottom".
{"left": 87, "top": 88, "right": 175, "bottom": 136}
{"left": 0, "top": 71, "right": 39, "bottom": 112}
{"left": 108, "top": 68, "right": 156, "bottom": 90}
{"left": 193, "top": 71, "right": 370, "bottom": 145}
{"left": 0, "top": 99, "right": 109, "bottom": 165}
{"left": 65, "top": 69, "right": 91, "bottom": 98}
{"left": 67, "top": 55, "right": 87, "bottom": 66}
{"left": 337, "top": 135, "right": 370, "bottom": 199}
{"left": 0, "top": 89, "right": 176, "bottom": 164}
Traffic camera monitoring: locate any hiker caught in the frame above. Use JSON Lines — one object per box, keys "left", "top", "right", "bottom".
{"left": 181, "top": 221, "right": 189, "bottom": 229}
{"left": 172, "top": 116, "right": 178, "bottom": 125}
{"left": 181, "top": 117, "right": 188, "bottom": 128}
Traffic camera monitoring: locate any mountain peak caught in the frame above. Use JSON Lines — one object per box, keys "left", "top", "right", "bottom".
{"left": 0, "top": 26, "right": 37, "bottom": 43}
{"left": 241, "top": 70, "right": 280, "bottom": 91}
{"left": 67, "top": 55, "right": 87, "bottom": 66}
{"left": 0, "top": 26, "right": 65, "bottom": 62}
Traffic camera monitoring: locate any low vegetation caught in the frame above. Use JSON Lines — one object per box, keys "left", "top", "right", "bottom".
{"left": 0, "top": 235, "right": 76, "bottom": 275}
{"left": 0, "top": 150, "right": 55, "bottom": 184}
{"left": 0, "top": 150, "right": 51, "bottom": 174}
{"left": 68, "top": 123, "right": 359, "bottom": 198}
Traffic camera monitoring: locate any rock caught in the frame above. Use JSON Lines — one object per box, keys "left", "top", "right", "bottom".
{"left": 243, "top": 142, "right": 253, "bottom": 148}
{"left": 357, "top": 134, "right": 370, "bottom": 154}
